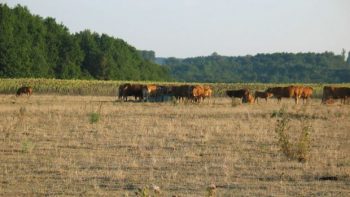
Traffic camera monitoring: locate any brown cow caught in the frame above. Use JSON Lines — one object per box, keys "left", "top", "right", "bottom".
{"left": 142, "top": 84, "right": 158, "bottom": 101}
{"left": 245, "top": 92, "right": 255, "bottom": 104}
{"left": 16, "top": 86, "right": 32, "bottom": 97}
{"left": 191, "top": 85, "right": 205, "bottom": 102}
{"left": 254, "top": 91, "right": 273, "bottom": 103}
{"left": 118, "top": 83, "right": 144, "bottom": 101}
{"left": 266, "top": 86, "right": 294, "bottom": 103}
{"left": 301, "top": 86, "right": 313, "bottom": 103}
{"left": 266, "top": 86, "right": 303, "bottom": 104}
{"left": 172, "top": 85, "right": 192, "bottom": 102}
{"left": 226, "top": 89, "right": 250, "bottom": 103}
{"left": 322, "top": 86, "right": 350, "bottom": 104}
{"left": 202, "top": 85, "right": 213, "bottom": 103}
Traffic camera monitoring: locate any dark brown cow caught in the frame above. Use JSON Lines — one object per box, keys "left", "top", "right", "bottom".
{"left": 172, "top": 85, "right": 192, "bottom": 102}
{"left": 266, "top": 86, "right": 301, "bottom": 104}
{"left": 254, "top": 91, "right": 273, "bottom": 103}
{"left": 226, "top": 89, "right": 249, "bottom": 98}
{"left": 226, "top": 89, "right": 250, "bottom": 103}
{"left": 322, "top": 86, "right": 350, "bottom": 104}
{"left": 118, "top": 83, "right": 144, "bottom": 101}
{"left": 16, "top": 86, "right": 32, "bottom": 97}
{"left": 118, "top": 83, "right": 130, "bottom": 100}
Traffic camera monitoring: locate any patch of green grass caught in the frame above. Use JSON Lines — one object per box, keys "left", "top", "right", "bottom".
{"left": 89, "top": 112, "right": 100, "bottom": 124}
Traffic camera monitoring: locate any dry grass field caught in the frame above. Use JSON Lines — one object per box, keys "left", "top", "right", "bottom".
{"left": 0, "top": 94, "right": 349, "bottom": 196}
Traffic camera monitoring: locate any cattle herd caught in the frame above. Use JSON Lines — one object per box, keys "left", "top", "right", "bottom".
{"left": 14, "top": 84, "right": 350, "bottom": 104}
{"left": 117, "top": 83, "right": 350, "bottom": 104}
{"left": 118, "top": 83, "right": 212, "bottom": 102}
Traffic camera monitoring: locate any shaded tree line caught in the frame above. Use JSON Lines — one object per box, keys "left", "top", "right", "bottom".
{"left": 161, "top": 52, "right": 350, "bottom": 83}
{"left": 0, "top": 4, "right": 170, "bottom": 81}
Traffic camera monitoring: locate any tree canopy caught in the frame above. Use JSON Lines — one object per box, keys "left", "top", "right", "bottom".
{"left": 161, "top": 52, "right": 350, "bottom": 83}
{"left": 1, "top": 4, "right": 349, "bottom": 83}
{"left": 0, "top": 4, "right": 170, "bottom": 81}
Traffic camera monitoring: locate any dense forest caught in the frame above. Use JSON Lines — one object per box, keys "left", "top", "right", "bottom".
{"left": 159, "top": 51, "right": 350, "bottom": 83}
{"left": 0, "top": 4, "right": 170, "bottom": 81}
{"left": 1, "top": 4, "right": 350, "bottom": 83}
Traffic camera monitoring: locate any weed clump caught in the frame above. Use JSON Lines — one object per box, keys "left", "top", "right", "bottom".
{"left": 89, "top": 112, "right": 100, "bottom": 124}
{"left": 274, "top": 106, "right": 312, "bottom": 162}
{"left": 21, "top": 139, "right": 35, "bottom": 153}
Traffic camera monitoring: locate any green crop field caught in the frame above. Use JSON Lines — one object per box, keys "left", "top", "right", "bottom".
{"left": 1, "top": 78, "right": 348, "bottom": 98}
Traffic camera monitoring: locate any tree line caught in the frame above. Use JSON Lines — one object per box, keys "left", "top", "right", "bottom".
{"left": 0, "top": 4, "right": 171, "bottom": 81}
{"left": 159, "top": 51, "right": 350, "bottom": 83}
{"left": 1, "top": 4, "right": 350, "bottom": 83}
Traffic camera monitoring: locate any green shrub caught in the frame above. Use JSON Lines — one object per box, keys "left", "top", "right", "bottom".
{"left": 89, "top": 112, "right": 100, "bottom": 124}
{"left": 274, "top": 106, "right": 313, "bottom": 162}
{"left": 21, "top": 140, "right": 35, "bottom": 153}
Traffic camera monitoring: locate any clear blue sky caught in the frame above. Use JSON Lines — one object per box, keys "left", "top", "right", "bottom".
{"left": 2, "top": 0, "right": 350, "bottom": 58}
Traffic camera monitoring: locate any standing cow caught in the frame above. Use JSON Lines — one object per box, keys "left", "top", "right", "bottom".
{"left": 301, "top": 86, "right": 313, "bottom": 104}
{"left": 266, "top": 86, "right": 298, "bottom": 104}
{"left": 118, "top": 83, "right": 144, "bottom": 101}
{"left": 322, "top": 86, "right": 350, "bottom": 104}
{"left": 254, "top": 91, "right": 273, "bottom": 103}
{"left": 16, "top": 86, "right": 33, "bottom": 97}
{"left": 226, "top": 89, "right": 250, "bottom": 103}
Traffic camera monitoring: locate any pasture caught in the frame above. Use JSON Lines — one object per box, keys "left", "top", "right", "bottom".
{"left": 0, "top": 94, "right": 349, "bottom": 196}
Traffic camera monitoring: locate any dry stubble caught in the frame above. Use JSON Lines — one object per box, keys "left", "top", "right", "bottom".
{"left": 0, "top": 95, "right": 349, "bottom": 196}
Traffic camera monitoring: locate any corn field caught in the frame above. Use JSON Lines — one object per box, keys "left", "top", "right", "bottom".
{"left": 0, "top": 78, "right": 348, "bottom": 98}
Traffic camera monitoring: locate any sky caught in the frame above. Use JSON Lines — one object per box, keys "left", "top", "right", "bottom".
{"left": 2, "top": 0, "right": 350, "bottom": 58}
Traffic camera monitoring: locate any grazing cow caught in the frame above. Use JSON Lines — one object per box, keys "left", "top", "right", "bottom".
{"left": 154, "top": 85, "right": 173, "bottom": 102}
{"left": 142, "top": 84, "right": 158, "bottom": 101}
{"left": 266, "top": 86, "right": 301, "bottom": 104}
{"left": 118, "top": 83, "right": 144, "bottom": 101}
{"left": 191, "top": 85, "right": 205, "bottom": 102}
{"left": 301, "top": 86, "right": 313, "bottom": 103}
{"left": 143, "top": 85, "right": 172, "bottom": 102}
{"left": 118, "top": 83, "right": 129, "bottom": 100}
{"left": 254, "top": 91, "right": 273, "bottom": 103}
{"left": 226, "top": 89, "right": 250, "bottom": 103}
{"left": 244, "top": 92, "right": 255, "bottom": 104}
{"left": 172, "top": 85, "right": 193, "bottom": 102}
{"left": 16, "top": 86, "right": 32, "bottom": 97}
{"left": 202, "top": 86, "right": 213, "bottom": 103}
{"left": 322, "top": 86, "right": 350, "bottom": 104}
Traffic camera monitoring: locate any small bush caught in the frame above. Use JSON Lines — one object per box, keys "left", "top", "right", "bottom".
{"left": 274, "top": 106, "right": 312, "bottom": 162}
{"left": 89, "top": 112, "right": 100, "bottom": 124}
{"left": 21, "top": 140, "right": 35, "bottom": 153}
{"left": 296, "top": 122, "right": 312, "bottom": 162}
{"left": 274, "top": 107, "right": 292, "bottom": 159}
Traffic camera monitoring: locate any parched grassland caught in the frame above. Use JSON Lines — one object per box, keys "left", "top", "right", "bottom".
{"left": 0, "top": 95, "right": 349, "bottom": 196}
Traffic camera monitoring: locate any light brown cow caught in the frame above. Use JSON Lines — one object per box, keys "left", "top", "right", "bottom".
{"left": 202, "top": 85, "right": 213, "bottom": 103}
{"left": 301, "top": 86, "right": 313, "bottom": 103}
{"left": 142, "top": 84, "right": 158, "bottom": 101}
{"left": 192, "top": 85, "right": 205, "bottom": 102}
{"left": 245, "top": 92, "right": 255, "bottom": 104}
